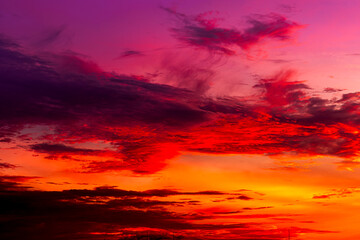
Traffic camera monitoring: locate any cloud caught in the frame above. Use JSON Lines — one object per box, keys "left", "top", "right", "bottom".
{"left": 313, "top": 188, "right": 360, "bottom": 199}
{"left": 0, "top": 36, "right": 207, "bottom": 172}
{"left": 242, "top": 206, "right": 273, "bottom": 210}
{"left": 31, "top": 143, "right": 106, "bottom": 155}
{"left": 33, "top": 25, "right": 68, "bottom": 48}
{"left": 1, "top": 35, "right": 360, "bottom": 174}
{"left": 266, "top": 58, "right": 294, "bottom": 64}
{"left": 324, "top": 87, "right": 344, "bottom": 93}
{"left": 119, "top": 50, "right": 144, "bottom": 58}
{"left": 253, "top": 70, "right": 310, "bottom": 107}
{"left": 56, "top": 53, "right": 110, "bottom": 76}
{"left": 268, "top": 166, "right": 307, "bottom": 172}
{"left": 0, "top": 175, "right": 38, "bottom": 191}
{"left": 164, "top": 8, "right": 303, "bottom": 55}
{"left": 161, "top": 59, "right": 215, "bottom": 94}
{"left": 0, "top": 178, "right": 244, "bottom": 239}
{"left": 0, "top": 161, "right": 16, "bottom": 169}
{"left": 0, "top": 137, "right": 11, "bottom": 142}
{"left": 62, "top": 187, "right": 229, "bottom": 198}
{"left": 226, "top": 194, "right": 254, "bottom": 201}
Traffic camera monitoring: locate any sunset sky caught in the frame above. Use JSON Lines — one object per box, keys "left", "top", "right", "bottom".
{"left": 1, "top": 0, "right": 360, "bottom": 239}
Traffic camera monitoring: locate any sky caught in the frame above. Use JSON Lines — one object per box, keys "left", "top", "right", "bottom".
{"left": 1, "top": 0, "right": 360, "bottom": 239}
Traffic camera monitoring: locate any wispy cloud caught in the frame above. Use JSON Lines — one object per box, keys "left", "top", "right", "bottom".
{"left": 163, "top": 8, "right": 303, "bottom": 55}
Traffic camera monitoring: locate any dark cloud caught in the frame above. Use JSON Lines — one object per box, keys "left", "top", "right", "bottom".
{"left": 324, "top": 87, "right": 344, "bottom": 93}
{"left": 61, "top": 187, "right": 229, "bottom": 198}
{"left": 0, "top": 34, "right": 19, "bottom": 49}
{"left": 119, "top": 50, "right": 144, "bottom": 58}
{"left": 242, "top": 206, "right": 273, "bottom": 210}
{"left": 0, "top": 137, "right": 11, "bottom": 142}
{"left": 0, "top": 175, "right": 38, "bottom": 191}
{"left": 164, "top": 8, "right": 303, "bottom": 55}
{"left": 0, "top": 172, "right": 337, "bottom": 240}
{"left": 31, "top": 143, "right": 105, "bottom": 155}
{"left": 0, "top": 179, "right": 274, "bottom": 240}
{"left": 0, "top": 35, "right": 208, "bottom": 172}
{"left": 0, "top": 161, "right": 16, "bottom": 169}
{"left": 266, "top": 58, "right": 294, "bottom": 64}
{"left": 226, "top": 194, "right": 254, "bottom": 201}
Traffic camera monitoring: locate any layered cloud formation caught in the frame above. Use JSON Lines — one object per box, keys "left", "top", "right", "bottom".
{"left": 0, "top": 177, "right": 335, "bottom": 240}
{"left": 1, "top": 35, "right": 359, "bottom": 175}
